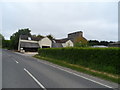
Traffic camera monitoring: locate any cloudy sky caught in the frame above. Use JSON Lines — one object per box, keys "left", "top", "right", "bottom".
{"left": 1, "top": 0, "right": 118, "bottom": 41}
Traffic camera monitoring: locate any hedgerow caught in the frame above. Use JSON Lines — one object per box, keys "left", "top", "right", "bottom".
{"left": 38, "top": 47, "right": 119, "bottom": 75}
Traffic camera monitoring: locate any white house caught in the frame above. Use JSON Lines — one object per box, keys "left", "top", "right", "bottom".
{"left": 62, "top": 40, "right": 74, "bottom": 47}
{"left": 38, "top": 37, "right": 52, "bottom": 48}
{"left": 18, "top": 35, "right": 52, "bottom": 52}
{"left": 52, "top": 38, "right": 74, "bottom": 48}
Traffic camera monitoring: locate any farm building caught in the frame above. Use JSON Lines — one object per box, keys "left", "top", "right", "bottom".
{"left": 18, "top": 31, "right": 87, "bottom": 52}
{"left": 52, "top": 38, "right": 74, "bottom": 48}
{"left": 68, "top": 31, "right": 87, "bottom": 44}
{"left": 18, "top": 35, "right": 52, "bottom": 52}
{"left": 52, "top": 31, "right": 87, "bottom": 48}
{"left": 109, "top": 41, "right": 120, "bottom": 47}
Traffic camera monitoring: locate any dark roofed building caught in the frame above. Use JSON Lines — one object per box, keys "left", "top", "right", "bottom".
{"left": 68, "top": 31, "right": 83, "bottom": 39}
{"left": 52, "top": 38, "right": 74, "bottom": 48}
{"left": 20, "top": 42, "right": 40, "bottom": 52}
{"left": 20, "top": 35, "right": 44, "bottom": 41}
{"left": 18, "top": 35, "right": 52, "bottom": 52}
{"left": 68, "top": 31, "right": 87, "bottom": 44}
{"left": 109, "top": 41, "right": 120, "bottom": 47}
{"left": 18, "top": 31, "right": 86, "bottom": 51}
{"left": 19, "top": 35, "right": 40, "bottom": 52}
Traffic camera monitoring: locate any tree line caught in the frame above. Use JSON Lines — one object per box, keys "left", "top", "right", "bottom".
{"left": 0, "top": 28, "right": 115, "bottom": 49}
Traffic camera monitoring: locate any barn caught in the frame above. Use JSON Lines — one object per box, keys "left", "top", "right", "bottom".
{"left": 18, "top": 35, "right": 52, "bottom": 52}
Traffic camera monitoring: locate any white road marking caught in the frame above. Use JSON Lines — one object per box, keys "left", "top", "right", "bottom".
{"left": 37, "top": 60, "right": 113, "bottom": 88}
{"left": 15, "top": 60, "right": 19, "bottom": 64}
{"left": 24, "top": 68, "right": 46, "bottom": 90}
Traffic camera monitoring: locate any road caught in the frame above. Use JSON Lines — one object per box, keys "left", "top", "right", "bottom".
{"left": 2, "top": 49, "right": 119, "bottom": 89}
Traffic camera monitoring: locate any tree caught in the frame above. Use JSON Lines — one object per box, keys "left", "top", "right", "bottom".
{"left": 88, "top": 40, "right": 99, "bottom": 46}
{"left": 74, "top": 42, "right": 88, "bottom": 47}
{"left": 99, "top": 41, "right": 109, "bottom": 46}
{"left": 37, "top": 34, "right": 44, "bottom": 38}
{"left": 3, "top": 40, "right": 11, "bottom": 49}
{"left": 0, "top": 34, "right": 4, "bottom": 48}
{"left": 10, "top": 28, "right": 31, "bottom": 50}
{"left": 46, "top": 34, "right": 54, "bottom": 40}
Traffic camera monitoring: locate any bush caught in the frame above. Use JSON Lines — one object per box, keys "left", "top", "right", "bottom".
{"left": 74, "top": 42, "right": 88, "bottom": 47}
{"left": 38, "top": 47, "right": 119, "bottom": 75}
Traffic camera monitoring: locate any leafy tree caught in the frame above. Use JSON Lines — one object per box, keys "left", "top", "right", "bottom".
{"left": 99, "top": 41, "right": 109, "bottom": 46}
{"left": 3, "top": 40, "right": 11, "bottom": 49}
{"left": 0, "top": 34, "right": 4, "bottom": 48}
{"left": 37, "top": 34, "right": 44, "bottom": 38}
{"left": 32, "top": 34, "right": 44, "bottom": 38}
{"left": 74, "top": 42, "right": 88, "bottom": 47}
{"left": 88, "top": 40, "right": 99, "bottom": 46}
{"left": 10, "top": 28, "right": 31, "bottom": 50}
{"left": 46, "top": 34, "right": 54, "bottom": 40}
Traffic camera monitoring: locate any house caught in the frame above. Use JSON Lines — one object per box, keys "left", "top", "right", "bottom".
{"left": 18, "top": 31, "right": 87, "bottom": 52}
{"left": 39, "top": 37, "right": 52, "bottom": 48}
{"left": 52, "top": 31, "right": 87, "bottom": 48}
{"left": 68, "top": 31, "right": 87, "bottom": 44}
{"left": 18, "top": 35, "right": 52, "bottom": 52}
{"left": 109, "top": 41, "right": 120, "bottom": 47}
{"left": 52, "top": 38, "right": 74, "bottom": 48}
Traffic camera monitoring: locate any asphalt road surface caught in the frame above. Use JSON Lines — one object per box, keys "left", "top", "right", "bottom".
{"left": 2, "top": 49, "right": 119, "bottom": 89}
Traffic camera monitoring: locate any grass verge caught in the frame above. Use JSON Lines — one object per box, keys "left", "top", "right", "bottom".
{"left": 34, "top": 55, "right": 119, "bottom": 84}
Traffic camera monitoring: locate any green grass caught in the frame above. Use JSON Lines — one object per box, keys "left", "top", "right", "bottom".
{"left": 34, "top": 55, "right": 120, "bottom": 84}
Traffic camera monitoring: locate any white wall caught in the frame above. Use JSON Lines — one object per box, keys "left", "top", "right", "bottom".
{"left": 66, "top": 40, "right": 74, "bottom": 47}
{"left": 39, "top": 37, "right": 52, "bottom": 48}
{"left": 62, "top": 40, "right": 74, "bottom": 47}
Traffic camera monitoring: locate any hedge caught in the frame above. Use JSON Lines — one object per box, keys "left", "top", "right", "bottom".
{"left": 38, "top": 47, "right": 119, "bottom": 75}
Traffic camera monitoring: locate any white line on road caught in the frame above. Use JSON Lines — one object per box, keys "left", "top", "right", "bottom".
{"left": 37, "top": 60, "right": 113, "bottom": 88}
{"left": 24, "top": 68, "right": 46, "bottom": 90}
{"left": 15, "top": 60, "right": 19, "bottom": 64}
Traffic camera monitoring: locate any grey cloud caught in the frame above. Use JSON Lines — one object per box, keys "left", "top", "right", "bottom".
{"left": 2, "top": 2, "right": 118, "bottom": 41}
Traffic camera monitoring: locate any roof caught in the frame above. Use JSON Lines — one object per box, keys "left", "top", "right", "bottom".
{"left": 68, "top": 31, "right": 83, "bottom": 35}
{"left": 109, "top": 41, "right": 120, "bottom": 47}
{"left": 54, "top": 38, "right": 70, "bottom": 43}
{"left": 20, "top": 35, "right": 43, "bottom": 41}
{"left": 20, "top": 42, "right": 40, "bottom": 48}
{"left": 110, "top": 41, "right": 120, "bottom": 45}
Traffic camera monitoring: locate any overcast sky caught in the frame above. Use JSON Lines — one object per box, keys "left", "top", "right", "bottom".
{"left": 1, "top": 1, "right": 118, "bottom": 41}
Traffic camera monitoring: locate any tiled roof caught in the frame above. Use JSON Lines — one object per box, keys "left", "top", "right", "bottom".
{"left": 20, "top": 35, "right": 43, "bottom": 41}
{"left": 68, "top": 31, "right": 83, "bottom": 35}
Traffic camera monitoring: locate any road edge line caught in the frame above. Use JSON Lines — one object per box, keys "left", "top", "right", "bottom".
{"left": 37, "top": 60, "right": 113, "bottom": 88}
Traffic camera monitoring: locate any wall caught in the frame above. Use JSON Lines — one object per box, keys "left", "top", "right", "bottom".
{"left": 68, "top": 31, "right": 83, "bottom": 39}
{"left": 39, "top": 37, "right": 52, "bottom": 48}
